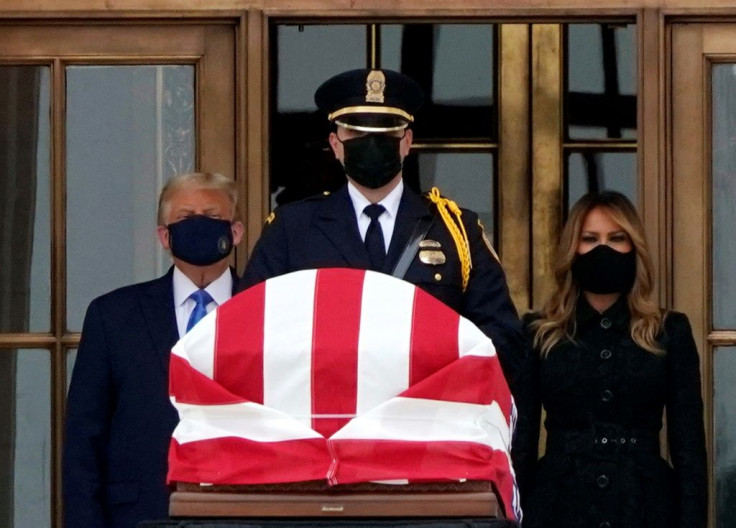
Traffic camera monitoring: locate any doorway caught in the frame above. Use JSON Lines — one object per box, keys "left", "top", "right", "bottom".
{"left": 267, "top": 19, "right": 639, "bottom": 311}
{"left": 0, "top": 21, "right": 238, "bottom": 527}
{"left": 671, "top": 21, "right": 736, "bottom": 527}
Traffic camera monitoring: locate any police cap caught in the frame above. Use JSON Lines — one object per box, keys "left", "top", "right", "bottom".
{"left": 314, "top": 68, "right": 424, "bottom": 133}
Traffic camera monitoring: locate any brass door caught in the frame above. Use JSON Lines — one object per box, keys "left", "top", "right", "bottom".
{"left": 671, "top": 22, "right": 736, "bottom": 528}
{"left": 267, "top": 20, "right": 639, "bottom": 313}
{"left": 0, "top": 22, "right": 237, "bottom": 527}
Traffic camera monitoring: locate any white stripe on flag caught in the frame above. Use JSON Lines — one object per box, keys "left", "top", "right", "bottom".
{"left": 356, "top": 272, "right": 415, "bottom": 414}
{"left": 172, "top": 400, "right": 323, "bottom": 445}
{"left": 458, "top": 317, "right": 496, "bottom": 358}
{"left": 171, "top": 311, "right": 218, "bottom": 378}
{"left": 263, "top": 269, "right": 316, "bottom": 428}
{"left": 331, "top": 396, "right": 511, "bottom": 451}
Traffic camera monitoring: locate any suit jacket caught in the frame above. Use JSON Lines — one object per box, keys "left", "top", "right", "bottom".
{"left": 63, "top": 267, "right": 237, "bottom": 528}
{"left": 239, "top": 184, "right": 525, "bottom": 388}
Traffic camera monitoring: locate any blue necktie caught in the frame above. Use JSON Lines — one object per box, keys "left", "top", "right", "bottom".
{"left": 363, "top": 203, "right": 386, "bottom": 271}
{"left": 187, "top": 289, "right": 214, "bottom": 332}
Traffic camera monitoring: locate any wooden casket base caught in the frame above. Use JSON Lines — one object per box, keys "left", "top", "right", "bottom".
{"left": 170, "top": 480, "right": 501, "bottom": 518}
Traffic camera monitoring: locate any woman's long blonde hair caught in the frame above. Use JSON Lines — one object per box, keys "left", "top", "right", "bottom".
{"left": 531, "top": 191, "right": 664, "bottom": 356}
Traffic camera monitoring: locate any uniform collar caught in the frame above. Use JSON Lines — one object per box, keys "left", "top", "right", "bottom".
{"left": 347, "top": 178, "right": 403, "bottom": 221}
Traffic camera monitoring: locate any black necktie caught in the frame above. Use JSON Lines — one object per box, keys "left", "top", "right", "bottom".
{"left": 363, "top": 203, "right": 386, "bottom": 271}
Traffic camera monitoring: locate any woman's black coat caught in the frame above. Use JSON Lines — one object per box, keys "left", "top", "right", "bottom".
{"left": 514, "top": 297, "right": 707, "bottom": 528}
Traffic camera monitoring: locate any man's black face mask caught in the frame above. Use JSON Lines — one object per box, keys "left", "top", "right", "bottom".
{"left": 340, "top": 133, "right": 403, "bottom": 189}
{"left": 571, "top": 244, "right": 637, "bottom": 294}
{"left": 167, "top": 215, "right": 233, "bottom": 266}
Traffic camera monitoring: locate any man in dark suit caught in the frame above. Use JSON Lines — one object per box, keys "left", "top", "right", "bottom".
{"left": 63, "top": 172, "right": 244, "bottom": 528}
{"left": 239, "top": 68, "right": 525, "bottom": 389}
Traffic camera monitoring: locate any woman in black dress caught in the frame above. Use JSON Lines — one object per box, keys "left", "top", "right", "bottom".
{"left": 516, "top": 191, "right": 707, "bottom": 528}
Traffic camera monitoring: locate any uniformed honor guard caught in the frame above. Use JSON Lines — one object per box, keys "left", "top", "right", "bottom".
{"left": 239, "top": 68, "right": 526, "bottom": 391}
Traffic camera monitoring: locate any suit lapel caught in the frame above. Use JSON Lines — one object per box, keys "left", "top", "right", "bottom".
{"left": 384, "top": 188, "right": 432, "bottom": 273}
{"left": 314, "top": 186, "right": 371, "bottom": 268}
{"left": 140, "top": 268, "right": 179, "bottom": 370}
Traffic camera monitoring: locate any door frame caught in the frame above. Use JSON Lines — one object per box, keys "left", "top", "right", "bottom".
{"left": 668, "top": 19, "right": 736, "bottom": 525}
{"left": 0, "top": 19, "right": 242, "bottom": 526}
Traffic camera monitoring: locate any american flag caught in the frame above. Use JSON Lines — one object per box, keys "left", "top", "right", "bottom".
{"left": 168, "top": 268, "right": 520, "bottom": 521}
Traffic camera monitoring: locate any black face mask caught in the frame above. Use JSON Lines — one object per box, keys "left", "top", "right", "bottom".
{"left": 167, "top": 215, "right": 234, "bottom": 266}
{"left": 571, "top": 244, "right": 637, "bottom": 294}
{"left": 341, "top": 133, "right": 403, "bottom": 189}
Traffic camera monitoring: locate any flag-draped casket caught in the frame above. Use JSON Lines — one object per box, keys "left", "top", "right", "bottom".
{"left": 168, "top": 268, "right": 520, "bottom": 521}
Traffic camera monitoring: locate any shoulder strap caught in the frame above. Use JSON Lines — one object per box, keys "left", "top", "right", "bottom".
{"left": 391, "top": 216, "right": 435, "bottom": 280}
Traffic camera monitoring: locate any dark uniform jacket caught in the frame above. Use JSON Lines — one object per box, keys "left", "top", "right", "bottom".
{"left": 239, "top": 184, "right": 525, "bottom": 389}
{"left": 516, "top": 297, "right": 707, "bottom": 528}
{"left": 63, "top": 267, "right": 237, "bottom": 528}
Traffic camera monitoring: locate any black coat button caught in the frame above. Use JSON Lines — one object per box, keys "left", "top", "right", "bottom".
{"left": 600, "top": 318, "right": 612, "bottom": 329}
{"left": 601, "top": 389, "right": 613, "bottom": 402}
{"left": 596, "top": 474, "right": 610, "bottom": 488}
{"left": 600, "top": 348, "right": 612, "bottom": 360}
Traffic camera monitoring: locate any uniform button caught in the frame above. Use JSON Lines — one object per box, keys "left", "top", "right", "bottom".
{"left": 596, "top": 474, "right": 610, "bottom": 488}
{"left": 434, "top": 273, "right": 442, "bottom": 281}
{"left": 600, "top": 318, "right": 612, "bottom": 329}
{"left": 600, "top": 348, "right": 612, "bottom": 360}
{"left": 599, "top": 522, "right": 612, "bottom": 528}
{"left": 601, "top": 389, "right": 613, "bottom": 402}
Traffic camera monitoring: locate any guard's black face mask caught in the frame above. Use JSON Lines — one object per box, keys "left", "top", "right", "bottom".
{"left": 340, "top": 133, "right": 403, "bottom": 189}
{"left": 571, "top": 244, "right": 637, "bottom": 294}
{"left": 167, "top": 215, "right": 233, "bottom": 266}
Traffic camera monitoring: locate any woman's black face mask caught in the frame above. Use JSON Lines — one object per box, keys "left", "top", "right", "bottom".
{"left": 571, "top": 244, "right": 637, "bottom": 294}
{"left": 339, "top": 133, "right": 403, "bottom": 189}
{"left": 167, "top": 215, "right": 233, "bottom": 266}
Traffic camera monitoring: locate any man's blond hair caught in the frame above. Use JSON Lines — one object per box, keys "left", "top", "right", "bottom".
{"left": 157, "top": 172, "right": 238, "bottom": 226}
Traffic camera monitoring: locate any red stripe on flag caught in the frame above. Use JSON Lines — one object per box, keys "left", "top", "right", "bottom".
{"left": 214, "top": 283, "right": 266, "bottom": 403}
{"left": 168, "top": 436, "right": 330, "bottom": 485}
{"left": 311, "top": 269, "right": 363, "bottom": 437}
{"left": 401, "top": 355, "right": 512, "bottom": 420}
{"left": 169, "top": 354, "right": 246, "bottom": 405}
{"left": 330, "top": 439, "right": 516, "bottom": 520}
{"left": 409, "top": 288, "right": 460, "bottom": 386}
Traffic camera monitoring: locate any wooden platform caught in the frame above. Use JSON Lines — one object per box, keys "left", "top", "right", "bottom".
{"left": 170, "top": 481, "right": 501, "bottom": 519}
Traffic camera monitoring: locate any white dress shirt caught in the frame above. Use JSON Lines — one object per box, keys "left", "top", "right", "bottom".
{"left": 173, "top": 266, "right": 233, "bottom": 337}
{"left": 347, "top": 179, "right": 403, "bottom": 252}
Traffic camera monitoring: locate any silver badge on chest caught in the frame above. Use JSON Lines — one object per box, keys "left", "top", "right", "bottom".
{"left": 418, "top": 239, "right": 446, "bottom": 265}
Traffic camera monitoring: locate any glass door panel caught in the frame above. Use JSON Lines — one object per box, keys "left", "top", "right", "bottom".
{"left": 416, "top": 152, "right": 495, "bottom": 233}
{"left": 0, "top": 66, "right": 51, "bottom": 334}
{"left": 566, "top": 23, "right": 637, "bottom": 141}
{"left": 711, "top": 62, "right": 736, "bottom": 528}
{"left": 566, "top": 151, "right": 638, "bottom": 207}
{"left": 714, "top": 346, "right": 736, "bottom": 527}
{"left": 379, "top": 23, "right": 496, "bottom": 141}
{"left": 711, "top": 64, "right": 736, "bottom": 331}
{"left": 271, "top": 24, "right": 366, "bottom": 207}
{"left": 65, "top": 65, "right": 195, "bottom": 330}
{"left": 0, "top": 349, "right": 51, "bottom": 528}
{"left": 563, "top": 22, "right": 638, "bottom": 211}
{"left": 671, "top": 22, "right": 736, "bottom": 527}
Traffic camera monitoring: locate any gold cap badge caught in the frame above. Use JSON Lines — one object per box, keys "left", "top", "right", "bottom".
{"left": 365, "top": 70, "right": 385, "bottom": 103}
